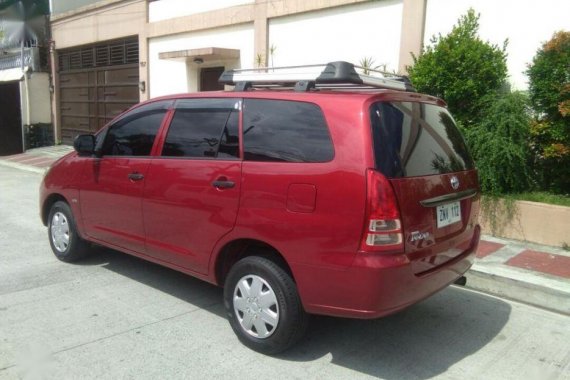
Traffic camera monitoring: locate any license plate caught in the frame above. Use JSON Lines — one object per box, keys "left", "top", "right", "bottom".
{"left": 436, "top": 201, "right": 461, "bottom": 228}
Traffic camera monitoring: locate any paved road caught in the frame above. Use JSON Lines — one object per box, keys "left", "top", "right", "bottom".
{"left": 1, "top": 165, "right": 569, "bottom": 380}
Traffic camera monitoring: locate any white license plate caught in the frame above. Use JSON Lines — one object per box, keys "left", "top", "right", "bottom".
{"left": 436, "top": 201, "right": 461, "bottom": 228}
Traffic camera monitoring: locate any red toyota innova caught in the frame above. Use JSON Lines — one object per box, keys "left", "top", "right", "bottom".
{"left": 40, "top": 62, "right": 480, "bottom": 354}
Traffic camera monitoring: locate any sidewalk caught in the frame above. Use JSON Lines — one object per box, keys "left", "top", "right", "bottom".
{"left": 0, "top": 145, "right": 73, "bottom": 174}
{"left": 1, "top": 146, "right": 569, "bottom": 315}
{"left": 467, "top": 235, "right": 570, "bottom": 315}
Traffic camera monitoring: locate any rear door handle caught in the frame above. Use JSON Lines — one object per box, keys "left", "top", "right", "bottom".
{"left": 128, "top": 172, "right": 145, "bottom": 181}
{"left": 420, "top": 188, "right": 477, "bottom": 207}
{"left": 212, "top": 179, "right": 235, "bottom": 189}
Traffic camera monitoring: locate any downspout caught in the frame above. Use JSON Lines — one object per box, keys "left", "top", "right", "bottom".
{"left": 20, "top": 8, "right": 31, "bottom": 151}
{"left": 24, "top": 65, "right": 31, "bottom": 125}
{"left": 21, "top": 27, "right": 27, "bottom": 152}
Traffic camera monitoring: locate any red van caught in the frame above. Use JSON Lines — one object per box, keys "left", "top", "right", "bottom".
{"left": 40, "top": 62, "right": 480, "bottom": 354}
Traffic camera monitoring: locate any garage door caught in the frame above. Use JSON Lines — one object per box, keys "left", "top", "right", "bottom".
{"left": 57, "top": 37, "right": 139, "bottom": 144}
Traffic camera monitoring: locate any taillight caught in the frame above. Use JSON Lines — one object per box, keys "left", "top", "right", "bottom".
{"left": 360, "top": 169, "right": 404, "bottom": 253}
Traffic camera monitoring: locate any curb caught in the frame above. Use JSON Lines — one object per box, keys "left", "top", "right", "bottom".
{"left": 465, "top": 264, "right": 570, "bottom": 316}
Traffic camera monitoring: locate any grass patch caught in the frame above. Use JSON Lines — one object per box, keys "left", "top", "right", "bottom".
{"left": 506, "top": 192, "right": 570, "bottom": 207}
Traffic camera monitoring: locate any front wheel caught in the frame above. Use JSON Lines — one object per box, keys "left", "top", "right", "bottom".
{"left": 223, "top": 256, "right": 308, "bottom": 354}
{"left": 47, "top": 201, "right": 90, "bottom": 262}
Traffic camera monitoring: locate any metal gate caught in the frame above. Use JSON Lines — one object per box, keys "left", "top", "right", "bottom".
{"left": 57, "top": 37, "right": 139, "bottom": 144}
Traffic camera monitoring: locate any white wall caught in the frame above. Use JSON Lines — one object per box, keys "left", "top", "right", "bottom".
{"left": 20, "top": 72, "right": 51, "bottom": 125}
{"left": 268, "top": 0, "right": 403, "bottom": 72}
{"left": 51, "top": 0, "right": 145, "bottom": 49}
{"left": 148, "top": 24, "right": 255, "bottom": 98}
{"left": 149, "top": 0, "right": 254, "bottom": 22}
{"left": 425, "top": 0, "right": 570, "bottom": 90}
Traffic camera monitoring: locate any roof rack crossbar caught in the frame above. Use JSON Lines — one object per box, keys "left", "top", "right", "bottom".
{"left": 218, "top": 61, "right": 415, "bottom": 92}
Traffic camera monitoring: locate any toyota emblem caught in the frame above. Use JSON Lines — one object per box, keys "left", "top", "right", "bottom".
{"left": 450, "top": 176, "right": 460, "bottom": 190}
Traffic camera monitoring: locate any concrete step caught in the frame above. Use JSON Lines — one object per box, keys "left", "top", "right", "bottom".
{"left": 466, "top": 263, "right": 570, "bottom": 315}
{"left": 466, "top": 235, "right": 570, "bottom": 315}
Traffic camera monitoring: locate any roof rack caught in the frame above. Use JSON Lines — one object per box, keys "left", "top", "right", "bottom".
{"left": 218, "top": 61, "right": 416, "bottom": 92}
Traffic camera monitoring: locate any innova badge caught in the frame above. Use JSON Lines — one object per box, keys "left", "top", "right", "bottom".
{"left": 450, "top": 176, "right": 460, "bottom": 190}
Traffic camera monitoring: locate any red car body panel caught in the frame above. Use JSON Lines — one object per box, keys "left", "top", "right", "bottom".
{"left": 40, "top": 89, "right": 480, "bottom": 319}
{"left": 142, "top": 158, "right": 242, "bottom": 274}
{"left": 80, "top": 157, "right": 151, "bottom": 253}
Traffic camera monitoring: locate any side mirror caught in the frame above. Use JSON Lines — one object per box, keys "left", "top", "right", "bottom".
{"left": 73, "top": 134, "right": 96, "bottom": 157}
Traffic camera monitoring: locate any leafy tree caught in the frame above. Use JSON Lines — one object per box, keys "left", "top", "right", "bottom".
{"left": 407, "top": 9, "right": 508, "bottom": 127}
{"left": 527, "top": 31, "right": 570, "bottom": 121}
{"left": 526, "top": 31, "right": 570, "bottom": 192}
{"left": 466, "top": 92, "right": 532, "bottom": 194}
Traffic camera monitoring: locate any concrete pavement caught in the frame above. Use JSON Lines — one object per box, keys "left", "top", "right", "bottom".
{"left": 1, "top": 158, "right": 570, "bottom": 379}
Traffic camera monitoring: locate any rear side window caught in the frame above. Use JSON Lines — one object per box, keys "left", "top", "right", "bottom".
{"left": 370, "top": 102, "right": 474, "bottom": 177}
{"left": 243, "top": 99, "right": 334, "bottom": 162}
{"left": 162, "top": 98, "right": 240, "bottom": 159}
{"left": 101, "top": 101, "right": 170, "bottom": 156}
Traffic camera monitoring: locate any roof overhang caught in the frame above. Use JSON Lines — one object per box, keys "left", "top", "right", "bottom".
{"left": 158, "top": 47, "right": 240, "bottom": 63}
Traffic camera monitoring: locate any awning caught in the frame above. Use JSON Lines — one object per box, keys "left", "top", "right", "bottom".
{"left": 159, "top": 47, "right": 240, "bottom": 62}
{"left": 0, "top": 67, "right": 24, "bottom": 82}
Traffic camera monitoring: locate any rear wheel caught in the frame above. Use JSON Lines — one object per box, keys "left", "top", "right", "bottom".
{"left": 47, "top": 201, "right": 90, "bottom": 262}
{"left": 223, "top": 256, "right": 308, "bottom": 354}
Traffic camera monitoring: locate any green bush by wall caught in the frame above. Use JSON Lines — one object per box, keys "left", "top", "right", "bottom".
{"left": 407, "top": 9, "right": 508, "bottom": 128}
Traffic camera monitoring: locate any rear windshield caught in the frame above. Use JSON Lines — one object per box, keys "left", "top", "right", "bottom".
{"left": 370, "top": 102, "right": 474, "bottom": 178}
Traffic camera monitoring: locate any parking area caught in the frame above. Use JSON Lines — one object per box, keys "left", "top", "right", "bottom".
{"left": 1, "top": 164, "right": 570, "bottom": 379}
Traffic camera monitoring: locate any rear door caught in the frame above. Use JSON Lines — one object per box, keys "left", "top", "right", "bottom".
{"left": 370, "top": 101, "right": 479, "bottom": 275}
{"left": 142, "top": 98, "right": 241, "bottom": 274}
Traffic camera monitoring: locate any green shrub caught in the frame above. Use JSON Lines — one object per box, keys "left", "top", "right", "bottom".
{"left": 527, "top": 31, "right": 570, "bottom": 121}
{"left": 467, "top": 92, "right": 532, "bottom": 194}
{"left": 526, "top": 31, "right": 570, "bottom": 193}
{"left": 407, "top": 9, "right": 508, "bottom": 127}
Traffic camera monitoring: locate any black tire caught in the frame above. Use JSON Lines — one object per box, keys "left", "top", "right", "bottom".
{"left": 224, "top": 256, "right": 309, "bottom": 355}
{"left": 47, "top": 201, "right": 90, "bottom": 262}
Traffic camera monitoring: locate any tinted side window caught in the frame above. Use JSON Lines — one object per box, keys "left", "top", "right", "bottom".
{"left": 370, "top": 102, "right": 474, "bottom": 177}
{"left": 162, "top": 98, "right": 239, "bottom": 159}
{"left": 243, "top": 99, "right": 334, "bottom": 163}
{"left": 101, "top": 101, "right": 170, "bottom": 156}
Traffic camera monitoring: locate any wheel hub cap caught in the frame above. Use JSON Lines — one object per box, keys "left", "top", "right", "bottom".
{"left": 50, "top": 212, "right": 70, "bottom": 253}
{"left": 233, "top": 274, "right": 279, "bottom": 339}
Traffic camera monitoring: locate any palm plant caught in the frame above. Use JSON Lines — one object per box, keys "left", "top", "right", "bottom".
{"left": 359, "top": 56, "right": 380, "bottom": 75}
{"left": 255, "top": 53, "right": 265, "bottom": 68}
{"left": 269, "top": 44, "right": 277, "bottom": 68}
{"left": 358, "top": 57, "right": 394, "bottom": 76}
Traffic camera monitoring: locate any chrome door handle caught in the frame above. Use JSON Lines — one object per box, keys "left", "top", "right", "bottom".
{"left": 128, "top": 172, "right": 144, "bottom": 181}
{"left": 212, "top": 180, "right": 235, "bottom": 189}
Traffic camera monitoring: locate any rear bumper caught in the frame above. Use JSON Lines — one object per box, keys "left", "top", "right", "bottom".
{"left": 295, "top": 226, "right": 480, "bottom": 319}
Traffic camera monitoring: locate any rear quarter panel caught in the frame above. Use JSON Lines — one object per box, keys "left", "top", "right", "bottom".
{"left": 213, "top": 95, "right": 371, "bottom": 274}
